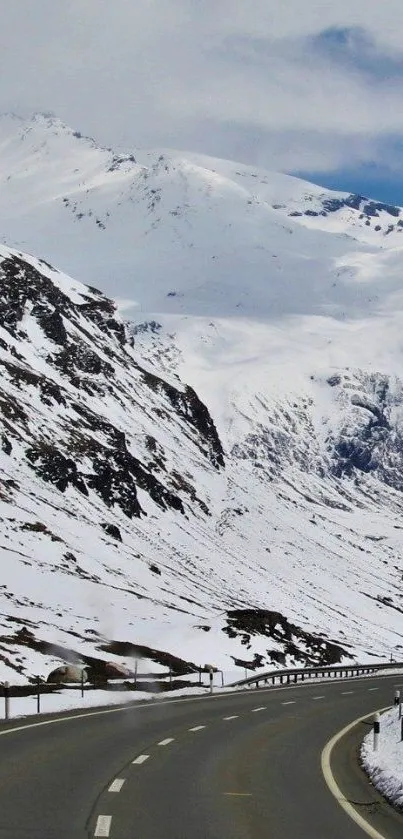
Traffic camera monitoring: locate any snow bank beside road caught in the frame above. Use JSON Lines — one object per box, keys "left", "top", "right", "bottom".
{"left": 361, "top": 707, "right": 403, "bottom": 810}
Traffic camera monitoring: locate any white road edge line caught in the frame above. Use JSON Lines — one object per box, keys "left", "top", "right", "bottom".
{"left": 108, "top": 779, "right": 125, "bottom": 792}
{"left": 94, "top": 814, "right": 112, "bottom": 837}
{"left": 321, "top": 705, "right": 391, "bottom": 839}
{"left": 132, "top": 754, "right": 149, "bottom": 765}
{"left": 158, "top": 738, "right": 174, "bottom": 746}
{"left": 223, "top": 715, "right": 239, "bottom": 720}
{"left": 189, "top": 725, "right": 206, "bottom": 731}
{"left": 251, "top": 707, "right": 266, "bottom": 712}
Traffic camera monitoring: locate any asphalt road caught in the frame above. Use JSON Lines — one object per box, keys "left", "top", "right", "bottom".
{"left": 0, "top": 674, "right": 401, "bottom": 839}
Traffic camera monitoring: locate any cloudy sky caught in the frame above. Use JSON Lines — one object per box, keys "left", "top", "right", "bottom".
{"left": 2, "top": 0, "right": 403, "bottom": 200}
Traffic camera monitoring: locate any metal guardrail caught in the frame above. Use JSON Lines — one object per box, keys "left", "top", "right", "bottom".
{"left": 229, "top": 661, "right": 403, "bottom": 689}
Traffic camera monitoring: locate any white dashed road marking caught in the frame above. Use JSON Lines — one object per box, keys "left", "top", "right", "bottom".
{"left": 368, "top": 688, "right": 379, "bottom": 692}
{"left": 223, "top": 715, "right": 239, "bottom": 720}
{"left": 341, "top": 691, "right": 354, "bottom": 695}
{"left": 132, "top": 754, "right": 150, "bottom": 765}
{"left": 94, "top": 815, "right": 112, "bottom": 837}
{"left": 251, "top": 707, "right": 266, "bottom": 712}
{"left": 189, "top": 725, "right": 206, "bottom": 732}
{"left": 158, "top": 738, "right": 174, "bottom": 746}
{"left": 108, "top": 779, "right": 125, "bottom": 792}
{"left": 282, "top": 701, "right": 296, "bottom": 705}
{"left": 313, "top": 696, "right": 325, "bottom": 700}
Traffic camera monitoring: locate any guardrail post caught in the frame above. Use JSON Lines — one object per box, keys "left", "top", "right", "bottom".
{"left": 373, "top": 712, "right": 380, "bottom": 751}
{"left": 4, "top": 681, "right": 9, "bottom": 720}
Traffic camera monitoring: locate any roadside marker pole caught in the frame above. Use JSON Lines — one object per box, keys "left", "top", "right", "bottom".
{"left": 36, "top": 676, "right": 41, "bottom": 714}
{"left": 4, "top": 682, "right": 9, "bottom": 720}
{"left": 394, "top": 689, "right": 400, "bottom": 706}
{"left": 399, "top": 694, "right": 402, "bottom": 720}
{"left": 373, "top": 712, "right": 380, "bottom": 751}
{"left": 81, "top": 669, "right": 85, "bottom": 699}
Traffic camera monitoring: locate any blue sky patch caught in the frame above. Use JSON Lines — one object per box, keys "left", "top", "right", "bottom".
{"left": 294, "top": 162, "right": 403, "bottom": 206}
{"left": 312, "top": 26, "right": 403, "bottom": 82}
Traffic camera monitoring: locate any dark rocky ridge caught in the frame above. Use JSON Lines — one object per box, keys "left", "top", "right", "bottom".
{"left": 231, "top": 369, "right": 403, "bottom": 497}
{"left": 287, "top": 193, "right": 403, "bottom": 236}
{"left": 326, "top": 372, "right": 403, "bottom": 492}
{"left": 0, "top": 249, "right": 224, "bottom": 520}
{"left": 223, "top": 609, "right": 352, "bottom": 669}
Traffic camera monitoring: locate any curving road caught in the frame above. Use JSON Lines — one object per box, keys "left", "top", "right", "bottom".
{"left": 0, "top": 674, "right": 402, "bottom": 838}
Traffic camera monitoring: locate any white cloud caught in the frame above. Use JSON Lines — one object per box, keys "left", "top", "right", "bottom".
{"left": 1, "top": 1, "right": 403, "bottom": 172}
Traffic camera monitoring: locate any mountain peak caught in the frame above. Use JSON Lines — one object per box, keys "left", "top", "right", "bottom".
{"left": 1, "top": 112, "right": 402, "bottom": 322}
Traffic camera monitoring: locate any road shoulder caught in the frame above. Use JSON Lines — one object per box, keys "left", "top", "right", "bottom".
{"left": 323, "top": 709, "right": 403, "bottom": 839}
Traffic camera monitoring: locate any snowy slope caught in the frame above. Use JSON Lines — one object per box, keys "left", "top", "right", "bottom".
{"left": 1, "top": 243, "right": 403, "bottom": 683}
{"left": 1, "top": 115, "right": 403, "bottom": 681}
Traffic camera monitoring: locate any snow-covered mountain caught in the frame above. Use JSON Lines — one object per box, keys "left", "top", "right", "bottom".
{"left": 1, "top": 114, "right": 403, "bottom": 681}
{"left": 2, "top": 111, "right": 403, "bottom": 319}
